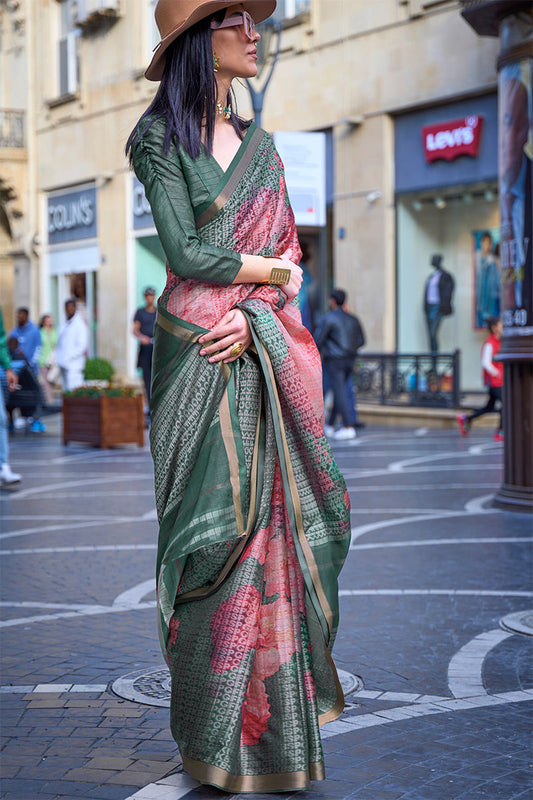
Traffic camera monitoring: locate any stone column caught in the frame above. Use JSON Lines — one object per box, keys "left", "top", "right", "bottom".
{"left": 461, "top": 2, "right": 533, "bottom": 513}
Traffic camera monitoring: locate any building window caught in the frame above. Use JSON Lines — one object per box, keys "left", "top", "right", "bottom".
{"left": 58, "top": 0, "right": 80, "bottom": 97}
{"left": 273, "top": 0, "right": 310, "bottom": 20}
{"left": 146, "top": 0, "right": 159, "bottom": 61}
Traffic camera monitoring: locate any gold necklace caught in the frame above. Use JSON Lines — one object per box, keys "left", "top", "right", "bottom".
{"left": 216, "top": 101, "right": 231, "bottom": 120}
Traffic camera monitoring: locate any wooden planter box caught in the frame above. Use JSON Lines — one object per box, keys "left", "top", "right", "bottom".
{"left": 63, "top": 394, "right": 145, "bottom": 449}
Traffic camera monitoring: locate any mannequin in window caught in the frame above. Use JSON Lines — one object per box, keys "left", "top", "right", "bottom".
{"left": 423, "top": 254, "right": 455, "bottom": 352}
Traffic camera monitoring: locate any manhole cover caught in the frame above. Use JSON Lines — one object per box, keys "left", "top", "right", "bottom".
{"left": 338, "top": 669, "right": 364, "bottom": 696}
{"left": 112, "top": 666, "right": 363, "bottom": 708}
{"left": 112, "top": 668, "right": 173, "bottom": 707}
{"left": 500, "top": 609, "right": 533, "bottom": 637}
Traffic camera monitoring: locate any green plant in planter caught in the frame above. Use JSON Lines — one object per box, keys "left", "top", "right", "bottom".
{"left": 84, "top": 358, "right": 114, "bottom": 382}
{"left": 65, "top": 386, "right": 137, "bottom": 398}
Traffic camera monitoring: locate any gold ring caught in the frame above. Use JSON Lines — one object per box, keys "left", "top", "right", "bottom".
{"left": 230, "top": 342, "right": 244, "bottom": 358}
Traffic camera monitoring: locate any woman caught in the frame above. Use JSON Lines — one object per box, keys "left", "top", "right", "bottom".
{"left": 127, "top": 0, "right": 351, "bottom": 792}
{"left": 38, "top": 314, "right": 58, "bottom": 406}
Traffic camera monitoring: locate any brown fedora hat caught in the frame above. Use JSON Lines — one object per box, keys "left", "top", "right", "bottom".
{"left": 145, "top": 0, "right": 277, "bottom": 81}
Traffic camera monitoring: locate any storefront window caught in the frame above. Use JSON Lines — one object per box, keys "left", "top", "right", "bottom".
{"left": 273, "top": 0, "right": 310, "bottom": 20}
{"left": 395, "top": 94, "right": 499, "bottom": 393}
{"left": 397, "top": 186, "right": 499, "bottom": 392}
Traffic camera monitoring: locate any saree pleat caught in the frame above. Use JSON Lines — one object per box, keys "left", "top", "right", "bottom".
{"left": 138, "top": 122, "right": 351, "bottom": 793}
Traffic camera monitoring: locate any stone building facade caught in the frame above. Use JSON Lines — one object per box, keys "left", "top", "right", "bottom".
{"left": 0, "top": 0, "right": 501, "bottom": 388}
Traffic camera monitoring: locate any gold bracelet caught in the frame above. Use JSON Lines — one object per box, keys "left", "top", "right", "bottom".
{"left": 262, "top": 267, "right": 291, "bottom": 286}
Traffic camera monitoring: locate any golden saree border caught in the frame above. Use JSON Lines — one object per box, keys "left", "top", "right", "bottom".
{"left": 261, "top": 344, "right": 334, "bottom": 636}
{"left": 256, "top": 341, "right": 346, "bottom": 728}
{"left": 195, "top": 125, "right": 265, "bottom": 230}
{"left": 156, "top": 309, "right": 231, "bottom": 383}
{"left": 318, "top": 646, "right": 347, "bottom": 727}
{"left": 156, "top": 310, "right": 204, "bottom": 343}
{"left": 173, "top": 394, "right": 263, "bottom": 605}
{"left": 219, "top": 385, "right": 245, "bottom": 537}
{"left": 182, "top": 756, "right": 325, "bottom": 793}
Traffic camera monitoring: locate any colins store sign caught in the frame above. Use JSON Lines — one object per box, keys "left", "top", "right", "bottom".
{"left": 422, "top": 116, "right": 484, "bottom": 163}
{"left": 48, "top": 186, "right": 97, "bottom": 245}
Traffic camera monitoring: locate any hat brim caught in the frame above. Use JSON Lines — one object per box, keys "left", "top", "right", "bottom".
{"left": 145, "top": 0, "right": 277, "bottom": 81}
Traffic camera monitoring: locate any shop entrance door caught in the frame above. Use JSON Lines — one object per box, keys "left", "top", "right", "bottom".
{"left": 52, "top": 271, "right": 97, "bottom": 358}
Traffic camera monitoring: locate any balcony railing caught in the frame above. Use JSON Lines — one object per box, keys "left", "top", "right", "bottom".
{"left": 0, "top": 110, "right": 25, "bottom": 148}
{"left": 354, "top": 351, "right": 461, "bottom": 409}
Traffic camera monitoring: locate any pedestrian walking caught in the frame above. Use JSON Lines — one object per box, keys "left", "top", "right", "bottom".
{"left": 316, "top": 289, "right": 366, "bottom": 440}
{"left": 55, "top": 299, "right": 89, "bottom": 392}
{"left": 38, "top": 314, "right": 58, "bottom": 406}
{"left": 0, "top": 309, "right": 21, "bottom": 487}
{"left": 126, "top": 1, "right": 350, "bottom": 791}
{"left": 133, "top": 288, "right": 156, "bottom": 410}
{"left": 9, "top": 307, "right": 41, "bottom": 372}
{"left": 457, "top": 316, "right": 504, "bottom": 442}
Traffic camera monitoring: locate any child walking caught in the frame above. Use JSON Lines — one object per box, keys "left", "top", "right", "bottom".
{"left": 457, "top": 316, "right": 503, "bottom": 442}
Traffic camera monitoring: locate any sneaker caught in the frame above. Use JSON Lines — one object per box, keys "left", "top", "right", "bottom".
{"left": 13, "top": 416, "right": 26, "bottom": 430}
{"left": 354, "top": 421, "right": 366, "bottom": 429}
{"left": 323, "top": 425, "right": 335, "bottom": 438}
{"left": 456, "top": 413, "right": 469, "bottom": 437}
{"left": 30, "top": 420, "right": 46, "bottom": 433}
{"left": 0, "top": 463, "right": 21, "bottom": 484}
{"left": 493, "top": 431, "right": 504, "bottom": 442}
{"left": 334, "top": 426, "right": 357, "bottom": 440}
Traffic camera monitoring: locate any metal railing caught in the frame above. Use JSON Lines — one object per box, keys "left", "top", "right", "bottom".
{"left": 0, "top": 110, "right": 25, "bottom": 148}
{"left": 354, "top": 351, "right": 460, "bottom": 408}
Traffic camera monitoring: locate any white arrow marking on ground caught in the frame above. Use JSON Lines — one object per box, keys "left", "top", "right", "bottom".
{"left": 464, "top": 494, "right": 499, "bottom": 513}
{"left": 350, "top": 492, "right": 499, "bottom": 547}
{"left": 448, "top": 628, "right": 514, "bottom": 698}
{"left": 413, "top": 427, "right": 429, "bottom": 437}
{"left": 339, "top": 590, "right": 533, "bottom": 597}
{"left": 0, "top": 514, "right": 156, "bottom": 542}
{"left": 2, "top": 475, "right": 149, "bottom": 501}
{"left": 0, "top": 602, "right": 156, "bottom": 628}
{"left": 351, "top": 537, "right": 532, "bottom": 551}
{"left": 0, "top": 579, "right": 158, "bottom": 628}
{"left": 113, "top": 579, "right": 156, "bottom": 606}
{"left": 468, "top": 443, "right": 500, "bottom": 456}
{"left": 387, "top": 449, "right": 484, "bottom": 473}
{"left": 3, "top": 537, "right": 530, "bottom": 558}
{"left": 124, "top": 689, "right": 533, "bottom": 800}
{"left": 0, "top": 544, "right": 158, "bottom": 556}
{"left": 351, "top": 511, "right": 476, "bottom": 546}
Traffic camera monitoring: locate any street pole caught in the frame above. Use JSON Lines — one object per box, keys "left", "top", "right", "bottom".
{"left": 246, "top": 20, "right": 282, "bottom": 127}
{"left": 461, "top": 1, "right": 533, "bottom": 513}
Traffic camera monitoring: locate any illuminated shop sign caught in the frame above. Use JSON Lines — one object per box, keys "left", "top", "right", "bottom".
{"left": 422, "top": 116, "right": 484, "bottom": 163}
{"left": 48, "top": 186, "right": 97, "bottom": 244}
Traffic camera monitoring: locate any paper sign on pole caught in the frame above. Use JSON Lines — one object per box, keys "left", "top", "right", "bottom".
{"left": 274, "top": 131, "right": 326, "bottom": 227}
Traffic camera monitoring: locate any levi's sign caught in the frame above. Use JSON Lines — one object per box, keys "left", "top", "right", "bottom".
{"left": 422, "top": 116, "right": 484, "bottom": 163}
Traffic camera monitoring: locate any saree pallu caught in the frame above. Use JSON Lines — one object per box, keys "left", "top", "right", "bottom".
{"left": 144, "top": 123, "right": 351, "bottom": 793}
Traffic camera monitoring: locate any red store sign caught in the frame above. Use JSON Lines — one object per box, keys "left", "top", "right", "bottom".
{"left": 422, "top": 115, "right": 484, "bottom": 163}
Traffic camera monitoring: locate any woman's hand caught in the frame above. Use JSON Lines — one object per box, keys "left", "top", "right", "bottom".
{"left": 198, "top": 308, "right": 252, "bottom": 364}
{"left": 275, "top": 258, "right": 303, "bottom": 303}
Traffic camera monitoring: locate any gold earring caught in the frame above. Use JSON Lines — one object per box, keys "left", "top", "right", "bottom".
{"left": 213, "top": 53, "right": 220, "bottom": 73}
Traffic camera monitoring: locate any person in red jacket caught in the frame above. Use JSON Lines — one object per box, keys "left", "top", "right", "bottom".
{"left": 457, "top": 316, "right": 504, "bottom": 442}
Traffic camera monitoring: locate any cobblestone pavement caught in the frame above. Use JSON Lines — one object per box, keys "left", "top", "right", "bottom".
{"left": 1, "top": 417, "right": 532, "bottom": 800}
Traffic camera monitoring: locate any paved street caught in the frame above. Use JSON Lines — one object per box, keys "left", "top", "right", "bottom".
{"left": 1, "top": 416, "right": 532, "bottom": 800}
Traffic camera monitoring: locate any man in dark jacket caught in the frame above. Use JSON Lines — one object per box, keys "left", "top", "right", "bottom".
{"left": 423, "top": 254, "right": 455, "bottom": 352}
{"left": 315, "top": 289, "right": 366, "bottom": 440}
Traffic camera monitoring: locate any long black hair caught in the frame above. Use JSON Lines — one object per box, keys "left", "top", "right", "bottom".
{"left": 126, "top": 11, "right": 249, "bottom": 163}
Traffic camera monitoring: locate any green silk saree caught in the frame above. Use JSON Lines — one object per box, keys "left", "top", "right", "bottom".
{"left": 132, "top": 119, "right": 351, "bottom": 793}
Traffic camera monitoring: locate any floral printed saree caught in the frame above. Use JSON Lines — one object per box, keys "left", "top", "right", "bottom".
{"left": 132, "top": 119, "right": 351, "bottom": 793}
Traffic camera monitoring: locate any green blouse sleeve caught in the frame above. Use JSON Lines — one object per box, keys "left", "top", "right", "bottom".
{"left": 131, "top": 123, "right": 242, "bottom": 286}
